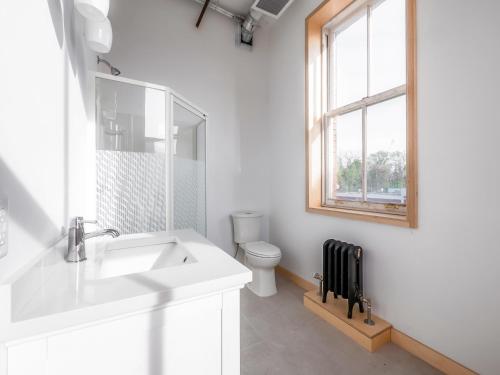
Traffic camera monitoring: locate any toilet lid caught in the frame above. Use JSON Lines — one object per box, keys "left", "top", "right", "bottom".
{"left": 242, "top": 241, "right": 281, "bottom": 258}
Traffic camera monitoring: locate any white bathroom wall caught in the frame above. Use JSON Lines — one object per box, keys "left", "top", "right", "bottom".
{"left": 0, "top": 0, "right": 94, "bottom": 281}
{"left": 1, "top": 0, "right": 496, "bottom": 372}
{"left": 267, "top": 0, "right": 500, "bottom": 373}
{"left": 106, "top": 0, "right": 271, "bottom": 254}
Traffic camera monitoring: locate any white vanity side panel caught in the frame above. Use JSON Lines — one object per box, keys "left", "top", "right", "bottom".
{"left": 47, "top": 294, "right": 222, "bottom": 375}
{"left": 0, "top": 286, "right": 11, "bottom": 334}
{"left": 222, "top": 289, "right": 240, "bottom": 375}
{"left": 0, "top": 344, "right": 7, "bottom": 375}
{"left": 7, "top": 338, "right": 47, "bottom": 375}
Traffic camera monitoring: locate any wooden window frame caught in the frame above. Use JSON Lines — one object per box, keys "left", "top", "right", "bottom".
{"left": 306, "top": 0, "right": 417, "bottom": 228}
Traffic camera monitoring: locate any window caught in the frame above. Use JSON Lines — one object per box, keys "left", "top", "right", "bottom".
{"left": 306, "top": 0, "right": 416, "bottom": 227}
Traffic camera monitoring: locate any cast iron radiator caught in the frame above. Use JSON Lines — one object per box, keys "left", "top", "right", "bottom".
{"left": 322, "top": 239, "right": 364, "bottom": 319}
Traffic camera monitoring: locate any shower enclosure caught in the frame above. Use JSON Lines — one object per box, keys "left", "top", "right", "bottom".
{"left": 89, "top": 73, "right": 207, "bottom": 236}
{"left": 172, "top": 98, "right": 207, "bottom": 235}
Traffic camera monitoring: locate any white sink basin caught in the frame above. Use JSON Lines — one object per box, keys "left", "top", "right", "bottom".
{"left": 88, "top": 235, "right": 196, "bottom": 280}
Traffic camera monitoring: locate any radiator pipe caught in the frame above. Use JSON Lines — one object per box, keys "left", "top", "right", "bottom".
{"left": 360, "top": 296, "right": 375, "bottom": 326}
{"left": 313, "top": 273, "right": 323, "bottom": 297}
{"left": 316, "top": 268, "right": 374, "bottom": 325}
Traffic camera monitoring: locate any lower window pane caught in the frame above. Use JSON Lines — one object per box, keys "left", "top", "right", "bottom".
{"left": 329, "top": 110, "right": 363, "bottom": 201}
{"left": 366, "top": 95, "right": 407, "bottom": 204}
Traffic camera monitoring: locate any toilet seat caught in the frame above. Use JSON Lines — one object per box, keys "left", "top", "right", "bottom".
{"left": 241, "top": 241, "right": 281, "bottom": 258}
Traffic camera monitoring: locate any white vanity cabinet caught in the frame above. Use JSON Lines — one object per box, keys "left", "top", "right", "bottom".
{"left": 3, "top": 289, "right": 240, "bottom": 375}
{"left": 1, "top": 230, "right": 250, "bottom": 375}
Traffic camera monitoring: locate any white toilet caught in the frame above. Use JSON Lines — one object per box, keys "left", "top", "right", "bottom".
{"left": 231, "top": 211, "right": 281, "bottom": 297}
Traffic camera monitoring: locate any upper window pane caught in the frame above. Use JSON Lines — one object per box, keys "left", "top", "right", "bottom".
{"left": 332, "top": 13, "right": 367, "bottom": 108}
{"left": 369, "top": 0, "right": 406, "bottom": 94}
{"left": 366, "top": 95, "right": 407, "bottom": 204}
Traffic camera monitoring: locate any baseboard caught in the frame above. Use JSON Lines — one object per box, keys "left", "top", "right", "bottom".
{"left": 276, "top": 265, "right": 316, "bottom": 291}
{"left": 391, "top": 329, "right": 476, "bottom": 375}
{"left": 278, "top": 265, "right": 477, "bottom": 375}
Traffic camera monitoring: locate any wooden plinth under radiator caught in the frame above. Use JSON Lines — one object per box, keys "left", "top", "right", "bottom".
{"left": 279, "top": 266, "right": 476, "bottom": 373}
{"left": 304, "top": 290, "right": 392, "bottom": 352}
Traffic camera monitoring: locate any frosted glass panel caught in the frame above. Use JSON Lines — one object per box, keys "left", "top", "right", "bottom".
{"left": 96, "top": 151, "right": 166, "bottom": 233}
{"left": 333, "top": 13, "right": 367, "bottom": 108}
{"left": 369, "top": 0, "right": 406, "bottom": 94}
{"left": 173, "top": 101, "right": 206, "bottom": 236}
{"left": 95, "top": 78, "right": 167, "bottom": 234}
{"left": 366, "top": 95, "right": 406, "bottom": 204}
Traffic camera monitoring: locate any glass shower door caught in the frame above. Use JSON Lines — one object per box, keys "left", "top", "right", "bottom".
{"left": 95, "top": 77, "right": 169, "bottom": 234}
{"left": 172, "top": 98, "right": 207, "bottom": 236}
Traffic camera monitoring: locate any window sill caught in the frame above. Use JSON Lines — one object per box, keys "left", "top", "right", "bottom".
{"left": 306, "top": 204, "right": 415, "bottom": 228}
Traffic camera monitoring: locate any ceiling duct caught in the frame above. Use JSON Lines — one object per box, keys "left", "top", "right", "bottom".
{"left": 238, "top": 11, "right": 262, "bottom": 47}
{"left": 251, "top": 0, "right": 295, "bottom": 19}
{"left": 192, "top": 0, "right": 295, "bottom": 49}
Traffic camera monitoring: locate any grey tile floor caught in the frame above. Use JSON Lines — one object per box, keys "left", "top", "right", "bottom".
{"left": 240, "top": 275, "right": 441, "bottom": 375}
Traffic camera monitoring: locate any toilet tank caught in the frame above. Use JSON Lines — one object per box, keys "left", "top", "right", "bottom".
{"left": 231, "top": 211, "right": 263, "bottom": 244}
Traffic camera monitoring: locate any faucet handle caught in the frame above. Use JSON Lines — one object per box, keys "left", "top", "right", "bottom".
{"left": 69, "top": 217, "right": 97, "bottom": 229}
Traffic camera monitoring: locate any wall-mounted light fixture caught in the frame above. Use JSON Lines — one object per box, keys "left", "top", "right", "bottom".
{"left": 85, "top": 17, "right": 112, "bottom": 53}
{"left": 75, "top": 0, "right": 113, "bottom": 53}
{"left": 75, "top": 0, "right": 109, "bottom": 21}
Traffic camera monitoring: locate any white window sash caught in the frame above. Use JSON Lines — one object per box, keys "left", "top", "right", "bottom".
{"left": 322, "top": 0, "right": 407, "bottom": 211}
{"left": 324, "top": 84, "right": 406, "bottom": 118}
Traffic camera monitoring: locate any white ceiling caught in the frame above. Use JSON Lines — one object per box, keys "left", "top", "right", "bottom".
{"left": 215, "top": 0, "right": 254, "bottom": 16}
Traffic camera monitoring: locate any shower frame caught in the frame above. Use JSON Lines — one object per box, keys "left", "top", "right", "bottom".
{"left": 86, "top": 71, "right": 208, "bottom": 234}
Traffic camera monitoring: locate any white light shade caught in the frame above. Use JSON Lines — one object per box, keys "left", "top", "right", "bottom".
{"left": 75, "top": 0, "right": 109, "bottom": 21}
{"left": 85, "top": 17, "right": 112, "bottom": 53}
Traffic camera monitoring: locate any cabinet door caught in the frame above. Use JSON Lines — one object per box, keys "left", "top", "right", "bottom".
{"left": 7, "top": 339, "right": 46, "bottom": 375}
{"left": 47, "top": 295, "right": 222, "bottom": 375}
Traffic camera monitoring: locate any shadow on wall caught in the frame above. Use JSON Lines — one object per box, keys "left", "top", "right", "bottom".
{"left": 47, "top": 0, "right": 95, "bottom": 229}
{"left": 0, "top": 0, "right": 93, "bottom": 276}
{"left": 47, "top": 0, "right": 64, "bottom": 48}
{"left": 47, "top": 0, "right": 73, "bottom": 233}
{"left": 48, "top": 0, "right": 94, "bottom": 119}
{"left": 0, "top": 159, "right": 61, "bottom": 244}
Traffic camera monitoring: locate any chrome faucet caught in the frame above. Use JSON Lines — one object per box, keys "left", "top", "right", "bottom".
{"left": 66, "top": 217, "right": 120, "bottom": 262}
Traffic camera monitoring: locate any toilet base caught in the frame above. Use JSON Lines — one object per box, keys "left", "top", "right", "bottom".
{"left": 246, "top": 266, "right": 277, "bottom": 297}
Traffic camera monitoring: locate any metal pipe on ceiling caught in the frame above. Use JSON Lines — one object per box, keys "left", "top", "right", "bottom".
{"left": 192, "top": 0, "right": 245, "bottom": 23}
{"left": 196, "top": 0, "right": 211, "bottom": 27}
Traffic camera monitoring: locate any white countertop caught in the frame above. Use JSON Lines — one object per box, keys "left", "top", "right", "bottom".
{"left": 0, "top": 229, "right": 251, "bottom": 343}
